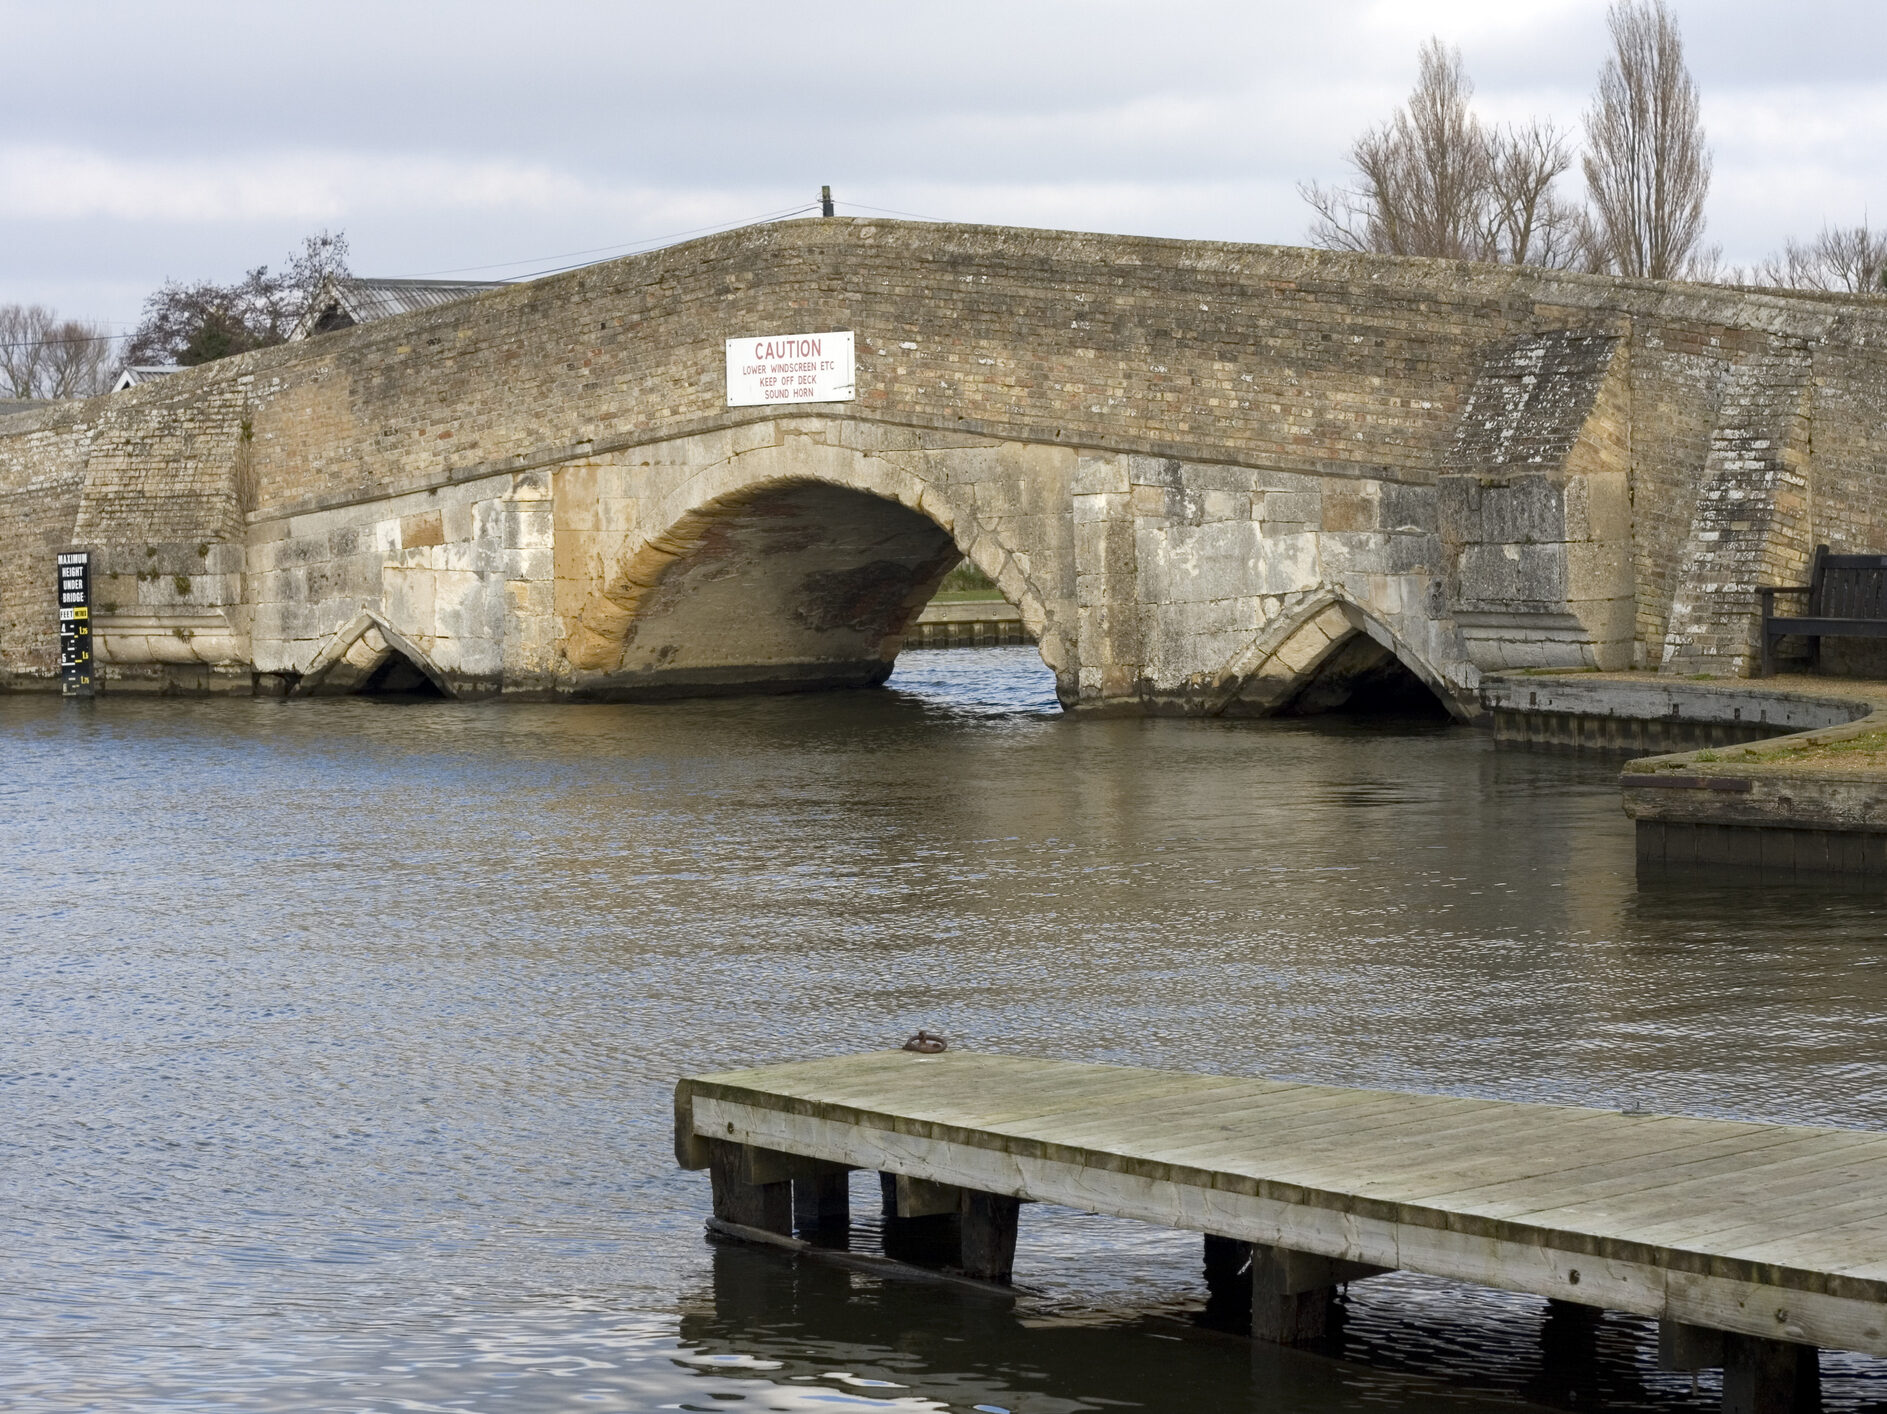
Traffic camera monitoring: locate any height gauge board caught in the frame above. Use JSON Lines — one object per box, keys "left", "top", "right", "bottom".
{"left": 57, "top": 550, "right": 94, "bottom": 697}
{"left": 726, "top": 331, "right": 856, "bottom": 407}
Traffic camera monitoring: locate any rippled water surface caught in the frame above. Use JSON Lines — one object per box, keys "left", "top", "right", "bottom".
{"left": 7, "top": 646, "right": 1887, "bottom": 1412}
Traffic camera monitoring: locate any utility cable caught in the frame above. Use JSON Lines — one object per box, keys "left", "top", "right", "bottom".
{"left": 2, "top": 194, "right": 911, "bottom": 355}
{"left": 834, "top": 199, "right": 945, "bottom": 222}
{"left": 409, "top": 201, "right": 824, "bottom": 280}
{"left": 0, "top": 329, "right": 130, "bottom": 351}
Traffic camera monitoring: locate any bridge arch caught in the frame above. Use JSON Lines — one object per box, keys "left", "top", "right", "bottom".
{"left": 1211, "top": 592, "right": 1465, "bottom": 720}
{"left": 559, "top": 428, "right": 1064, "bottom": 701}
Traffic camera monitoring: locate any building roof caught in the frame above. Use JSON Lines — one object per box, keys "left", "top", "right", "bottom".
{"left": 111, "top": 365, "right": 182, "bottom": 393}
{"left": 289, "top": 276, "right": 508, "bottom": 341}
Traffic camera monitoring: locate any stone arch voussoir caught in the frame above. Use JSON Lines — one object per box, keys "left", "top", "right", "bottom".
{"left": 294, "top": 608, "right": 455, "bottom": 698}
{"left": 1209, "top": 590, "right": 1463, "bottom": 719}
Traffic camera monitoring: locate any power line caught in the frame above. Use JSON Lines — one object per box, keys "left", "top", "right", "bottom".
{"left": 0, "top": 330, "right": 129, "bottom": 352}
{"left": 492, "top": 203, "right": 823, "bottom": 280}
{"left": 834, "top": 199, "right": 944, "bottom": 222}
{"left": 407, "top": 201, "right": 826, "bottom": 280}
{"left": 1, "top": 193, "right": 908, "bottom": 356}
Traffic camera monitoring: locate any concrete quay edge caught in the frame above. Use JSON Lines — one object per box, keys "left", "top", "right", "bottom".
{"left": 1485, "top": 670, "right": 1887, "bottom": 870}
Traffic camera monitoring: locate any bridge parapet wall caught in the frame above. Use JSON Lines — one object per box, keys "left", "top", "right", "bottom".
{"left": 4, "top": 220, "right": 1886, "bottom": 709}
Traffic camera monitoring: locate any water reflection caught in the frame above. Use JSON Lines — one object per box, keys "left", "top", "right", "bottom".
{"left": 3, "top": 646, "right": 1886, "bottom": 1410}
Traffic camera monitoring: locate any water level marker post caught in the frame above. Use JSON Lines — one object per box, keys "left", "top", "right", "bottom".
{"left": 57, "top": 550, "right": 95, "bottom": 697}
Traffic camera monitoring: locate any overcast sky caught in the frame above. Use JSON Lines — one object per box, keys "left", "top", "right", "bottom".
{"left": 3, "top": 0, "right": 1881, "bottom": 341}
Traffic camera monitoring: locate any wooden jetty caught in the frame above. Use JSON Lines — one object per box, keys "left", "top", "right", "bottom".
{"left": 676, "top": 1050, "right": 1887, "bottom": 1413}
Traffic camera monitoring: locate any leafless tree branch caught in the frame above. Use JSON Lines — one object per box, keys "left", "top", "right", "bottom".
{"left": 1302, "top": 40, "right": 1580, "bottom": 269}
{"left": 1756, "top": 223, "right": 1887, "bottom": 294}
{"left": 0, "top": 304, "right": 117, "bottom": 400}
{"left": 1581, "top": 0, "right": 1711, "bottom": 279}
{"left": 1488, "top": 121, "right": 1581, "bottom": 268}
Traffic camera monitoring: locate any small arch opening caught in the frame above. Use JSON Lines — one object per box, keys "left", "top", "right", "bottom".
{"left": 1280, "top": 633, "right": 1451, "bottom": 720}
{"left": 296, "top": 616, "right": 453, "bottom": 700}
{"left": 356, "top": 650, "right": 448, "bottom": 699}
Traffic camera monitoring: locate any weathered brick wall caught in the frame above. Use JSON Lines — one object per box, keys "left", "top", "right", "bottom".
{"left": 1809, "top": 331, "right": 1887, "bottom": 555}
{"left": 0, "top": 378, "right": 251, "bottom": 680}
{"left": 1661, "top": 342, "right": 1816, "bottom": 672}
{"left": 4, "top": 219, "right": 1886, "bottom": 699}
{"left": 0, "top": 421, "right": 90, "bottom": 673}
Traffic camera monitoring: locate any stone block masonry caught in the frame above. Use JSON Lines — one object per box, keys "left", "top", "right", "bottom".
{"left": 4, "top": 218, "right": 1887, "bottom": 713}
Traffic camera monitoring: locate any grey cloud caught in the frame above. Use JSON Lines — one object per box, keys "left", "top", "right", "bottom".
{"left": 3, "top": 0, "right": 1883, "bottom": 329}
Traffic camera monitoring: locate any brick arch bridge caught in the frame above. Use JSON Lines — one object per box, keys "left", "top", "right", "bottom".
{"left": 3, "top": 219, "right": 1885, "bottom": 715}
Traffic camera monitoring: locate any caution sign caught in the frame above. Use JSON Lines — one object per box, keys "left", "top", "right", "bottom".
{"left": 57, "top": 550, "right": 94, "bottom": 697}
{"left": 725, "top": 331, "right": 856, "bottom": 407}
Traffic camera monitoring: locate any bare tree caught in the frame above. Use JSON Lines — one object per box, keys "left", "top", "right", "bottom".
{"left": 41, "top": 318, "right": 118, "bottom": 397}
{"left": 1488, "top": 120, "right": 1581, "bottom": 267}
{"left": 1302, "top": 40, "right": 1581, "bottom": 268}
{"left": 1582, "top": 0, "right": 1711, "bottom": 279}
{"left": 0, "top": 304, "right": 52, "bottom": 400}
{"left": 1303, "top": 40, "right": 1493, "bottom": 260}
{"left": 0, "top": 304, "right": 116, "bottom": 400}
{"left": 1756, "top": 223, "right": 1887, "bottom": 294}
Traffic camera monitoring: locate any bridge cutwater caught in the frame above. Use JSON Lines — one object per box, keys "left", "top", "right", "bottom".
{"left": 5, "top": 219, "right": 1887, "bottom": 714}
{"left": 678, "top": 1049, "right": 1887, "bottom": 1414}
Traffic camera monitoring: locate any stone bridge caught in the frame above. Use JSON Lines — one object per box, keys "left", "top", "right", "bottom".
{"left": 4, "top": 219, "right": 1886, "bottom": 716}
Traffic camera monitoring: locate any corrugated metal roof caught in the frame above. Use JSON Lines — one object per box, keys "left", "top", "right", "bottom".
{"left": 290, "top": 276, "right": 507, "bottom": 340}
{"left": 112, "top": 364, "right": 182, "bottom": 392}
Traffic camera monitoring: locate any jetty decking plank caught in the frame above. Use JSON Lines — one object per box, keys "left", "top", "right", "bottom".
{"left": 1147, "top": 1106, "right": 1644, "bottom": 1191}
{"left": 999, "top": 1087, "right": 1468, "bottom": 1156}
{"left": 1432, "top": 1135, "right": 1887, "bottom": 1226}
{"left": 676, "top": 1050, "right": 1887, "bottom": 1356}
{"left": 1503, "top": 1140, "right": 1887, "bottom": 1236}
{"left": 1417, "top": 1127, "right": 1826, "bottom": 1209}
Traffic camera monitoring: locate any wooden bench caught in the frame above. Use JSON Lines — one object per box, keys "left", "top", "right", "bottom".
{"left": 1759, "top": 545, "right": 1887, "bottom": 676}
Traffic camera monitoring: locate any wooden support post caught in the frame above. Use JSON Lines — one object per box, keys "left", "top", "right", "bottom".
{"left": 895, "top": 1173, "right": 963, "bottom": 1219}
{"left": 959, "top": 1190, "right": 1020, "bottom": 1283}
{"left": 879, "top": 1172, "right": 960, "bottom": 1268}
{"left": 707, "top": 1139, "right": 792, "bottom": 1236}
{"left": 1249, "top": 1245, "right": 1339, "bottom": 1346}
{"left": 877, "top": 1174, "right": 1018, "bottom": 1281}
{"left": 794, "top": 1170, "right": 850, "bottom": 1234}
{"left": 1530, "top": 1299, "right": 1602, "bottom": 1404}
{"left": 1203, "top": 1235, "right": 1253, "bottom": 1321}
{"left": 1723, "top": 1334, "right": 1819, "bottom": 1414}
{"left": 1659, "top": 1319, "right": 1726, "bottom": 1371}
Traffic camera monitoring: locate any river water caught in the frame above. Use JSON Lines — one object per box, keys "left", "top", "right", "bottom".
{"left": 6, "top": 646, "right": 1887, "bottom": 1413}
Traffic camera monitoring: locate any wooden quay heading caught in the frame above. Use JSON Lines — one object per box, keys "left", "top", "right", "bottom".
{"left": 676, "top": 1049, "right": 1887, "bottom": 1413}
